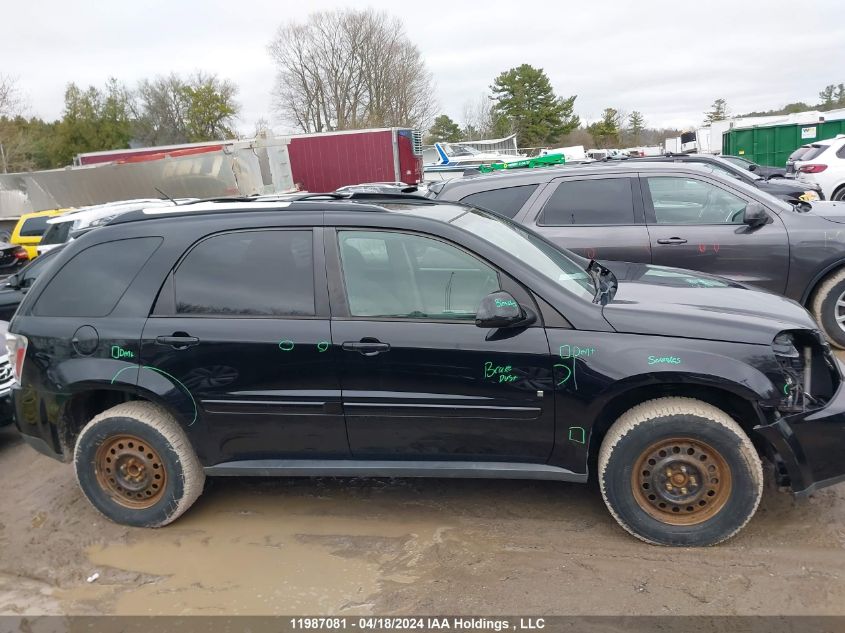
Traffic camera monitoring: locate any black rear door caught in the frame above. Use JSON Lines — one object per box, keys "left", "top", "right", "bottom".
{"left": 326, "top": 227, "right": 555, "bottom": 462}
{"left": 139, "top": 227, "right": 347, "bottom": 466}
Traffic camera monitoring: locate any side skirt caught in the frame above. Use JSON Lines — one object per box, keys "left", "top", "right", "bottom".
{"left": 204, "top": 459, "right": 587, "bottom": 483}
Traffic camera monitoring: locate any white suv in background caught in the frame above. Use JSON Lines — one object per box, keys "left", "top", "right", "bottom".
{"left": 795, "top": 134, "right": 845, "bottom": 201}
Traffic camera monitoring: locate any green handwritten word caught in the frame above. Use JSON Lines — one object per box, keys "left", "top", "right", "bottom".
{"left": 317, "top": 341, "right": 330, "bottom": 353}
{"left": 111, "top": 346, "right": 134, "bottom": 360}
{"left": 648, "top": 355, "right": 682, "bottom": 365}
{"left": 568, "top": 427, "right": 586, "bottom": 444}
{"left": 483, "top": 361, "right": 518, "bottom": 383}
{"left": 559, "top": 345, "right": 595, "bottom": 359}
{"left": 278, "top": 340, "right": 295, "bottom": 351}
{"left": 494, "top": 298, "right": 518, "bottom": 308}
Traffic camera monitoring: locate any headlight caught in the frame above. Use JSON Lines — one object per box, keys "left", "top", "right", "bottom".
{"left": 772, "top": 333, "right": 800, "bottom": 358}
{"left": 799, "top": 191, "right": 820, "bottom": 202}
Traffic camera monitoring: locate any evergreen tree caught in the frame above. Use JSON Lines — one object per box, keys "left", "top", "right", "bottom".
{"left": 489, "top": 64, "right": 579, "bottom": 147}
{"left": 427, "top": 114, "right": 463, "bottom": 143}
{"left": 704, "top": 98, "right": 729, "bottom": 124}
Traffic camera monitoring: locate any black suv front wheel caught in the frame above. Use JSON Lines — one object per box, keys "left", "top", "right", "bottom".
{"left": 74, "top": 402, "right": 205, "bottom": 527}
{"left": 811, "top": 268, "right": 845, "bottom": 349}
{"left": 599, "top": 397, "right": 763, "bottom": 546}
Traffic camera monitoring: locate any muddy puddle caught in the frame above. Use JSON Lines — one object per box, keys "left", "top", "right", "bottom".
{"left": 60, "top": 479, "right": 459, "bottom": 615}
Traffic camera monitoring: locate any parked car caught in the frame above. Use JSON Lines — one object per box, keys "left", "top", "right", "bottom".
{"left": 0, "top": 320, "right": 14, "bottom": 426}
{"left": 786, "top": 145, "right": 814, "bottom": 176}
{"left": 429, "top": 162, "right": 845, "bottom": 347}
{"left": 625, "top": 154, "right": 821, "bottom": 202}
{"left": 0, "top": 246, "right": 64, "bottom": 321}
{"left": 7, "top": 194, "right": 845, "bottom": 546}
{"left": 719, "top": 155, "right": 786, "bottom": 179}
{"left": 38, "top": 199, "right": 181, "bottom": 256}
{"left": 793, "top": 134, "right": 845, "bottom": 201}
{"left": 0, "top": 242, "right": 30, "bottom": 276}
{"left": 10, "top": 208, "right": 71, "bottom": 259}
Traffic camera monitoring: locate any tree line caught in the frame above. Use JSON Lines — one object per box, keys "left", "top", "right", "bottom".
{"left": 0, "top": 72, "right": 238, "bottom": 173}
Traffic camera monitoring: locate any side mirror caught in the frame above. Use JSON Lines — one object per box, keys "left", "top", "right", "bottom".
{"left": 743, "top": 202, "right": 768, "bottom": 227}
{"left": 475, "top": 291, "right": 532, "bottom": 329}
{"left": 748, "top": 164, "right": 757, "bottom": 172}
{"left": 5, "top": 273, "right": 19, "bottom": 289}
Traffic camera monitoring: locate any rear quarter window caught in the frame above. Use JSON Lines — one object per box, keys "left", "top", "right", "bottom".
{"left": 32, "top": 237, "right": 163, "bottom": 317}
{"left": 800, "top": 144, "right": 829, "bottom": 161}
{"left": 460, "top": 185, "right": 538, "bottom": 219}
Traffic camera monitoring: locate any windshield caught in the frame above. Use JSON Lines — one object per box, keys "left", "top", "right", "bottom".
{"left": 710, "top": 158, "right": 762, "bottom": 181}
{"left": 451, "top": 210, "right": 595, "bottom": 300}
{"left": 441, "top": 144, "right": 479, "bottom": 157}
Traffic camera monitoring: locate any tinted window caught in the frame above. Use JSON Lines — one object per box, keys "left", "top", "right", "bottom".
{"left": 19, "top": 216, "right": 50, "bottom": 237}
{"left": 646, "top": 177, "right": 747, "bottom": 224}
{"left": 800, "top": 144, "right": 829, "bottom": 161}
{"left": 174, "top": 230, "right": 314, "bottom": 317}
{"left": 340, "top": 231, "right": 499, "bottom": 319}
{"left": 40, "top": 221, "right": 72, "bottom": 246}
{"left": 788, "top": 146, "right": 812, "bottom": 161}
{"left": 837, "top": 145, "right": 845, "bottom": 159}
{"left": 461, "top": 185, "right": 538, "bottom": 219}
{"left": 20, "top": 250, "right": 59, "bottom": 287}
{"left": 541, "top": 178, "right": 635, "bottom": 225}
{"left": 33, "top": 237, "right": 162, "bottom": 317}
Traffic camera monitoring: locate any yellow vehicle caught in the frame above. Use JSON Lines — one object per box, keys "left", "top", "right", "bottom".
{"left": 10, "top": 208, "right": 71, "bottom": 259}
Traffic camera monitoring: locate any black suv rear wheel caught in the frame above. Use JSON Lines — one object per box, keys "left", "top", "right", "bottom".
{"left": 598, "top": 397, "right": 763, "bottom": 546}
{"left": 74, "top": 401, "right": 205, "bottom": 527}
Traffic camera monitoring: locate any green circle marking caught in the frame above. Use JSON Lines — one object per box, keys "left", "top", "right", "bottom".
{"left": 317, "top": 341, "right": 330, "bottom": 352}
{"left": 279, "top": 340, "right": 295, "bottom": 351}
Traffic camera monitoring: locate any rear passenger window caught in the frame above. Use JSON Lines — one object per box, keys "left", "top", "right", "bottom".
{"left": 540, "top": 179, "right": 635, "bottom": 225}
{"left": 174, "top": 230, "right": 314, "bottom": 317}
{"left": 461, "top": 185, "right": 538, "bottom": 219}
{"left": 19, "top": 216, "right": 51, "bottom": 237}
{"left": 33, "top": 237, "right": 162, "bottom": 317}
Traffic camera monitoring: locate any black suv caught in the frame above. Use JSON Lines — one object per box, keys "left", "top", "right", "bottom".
{"left": 430, "top": 163, "right": 845, "bottom": 347}
{"left": 7, "top": 195, "right": 845, "bottom": 546}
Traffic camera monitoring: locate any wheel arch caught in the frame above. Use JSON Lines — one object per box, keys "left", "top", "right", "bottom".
{"left": 586, "top": 380, "right": 767, "bottom": 468}
{"left": 56, "top": 381, "right": 188, "bottom": 458}
{"left": 800, "top": 258, "right": 845, "bottom": 305}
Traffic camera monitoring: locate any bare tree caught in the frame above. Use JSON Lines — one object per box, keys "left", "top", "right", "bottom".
{"left": 0, "top": 75, "right": 25, "bottom": 173}
{"left": 461, "top": 93, "right": 495, "bottom": 139}
{"left": 268, "top": 9, "right": 436, "bottom": 132}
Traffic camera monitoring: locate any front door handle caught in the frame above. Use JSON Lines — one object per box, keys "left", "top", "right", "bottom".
{"left": 156, "top": 334, "right": 200, "bottom": 350}
{"left": 342, "top": 340, "right": 390, "bottom": 356}
{"left": 656, "top": 237, "right": 688, "bottom": 245}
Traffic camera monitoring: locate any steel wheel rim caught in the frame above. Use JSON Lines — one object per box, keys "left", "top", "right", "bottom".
{"left": 94, "top": 434, "right": 167, "bottom": 509}
{"left": 631, "top": 437, "right": 732, "bottom": 526}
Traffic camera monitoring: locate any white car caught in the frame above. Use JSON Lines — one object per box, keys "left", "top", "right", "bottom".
{"left": 795, "top": 134, "right": 845, "bottom": 201}
{"left": 36, "top": 198, "right": 186, "bottom": 256}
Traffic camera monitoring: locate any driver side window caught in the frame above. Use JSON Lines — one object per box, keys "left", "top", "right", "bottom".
{"left": 646, "top": 176, "right": 747, "bottom": 225}
{"left": 339, "top": 231, "right": 500, "bottom": 320}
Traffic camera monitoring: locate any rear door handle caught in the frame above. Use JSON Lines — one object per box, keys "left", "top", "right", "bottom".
{"left": 656, "top": 237, "right": 688, "bottom": 245}
{"left": 156, "top": 334, "right": 200, "bottom": 349}
{"left": 342, "top": 340, "right": 390, "bottom": 356}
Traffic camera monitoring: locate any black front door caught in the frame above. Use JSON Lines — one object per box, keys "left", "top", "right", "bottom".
{"left": 139, "top": 228, "right": 347, "bottom": 465}
{"left": 327, "top": 228, "right": 555, "bottom": 462}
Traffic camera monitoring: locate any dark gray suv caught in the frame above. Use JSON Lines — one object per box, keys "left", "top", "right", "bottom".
{"left": 429, "top": 163, "right": 845, "bottom": 347}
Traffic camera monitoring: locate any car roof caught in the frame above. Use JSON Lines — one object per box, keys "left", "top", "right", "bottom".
{"left": 105, "top": 193, "right": 460, "bottom": 228}
{"left": 433, "top": 160, "right": 722, "bottom": 190}
{"left": 47, "top": 199, "right": 176, "bottom": 226}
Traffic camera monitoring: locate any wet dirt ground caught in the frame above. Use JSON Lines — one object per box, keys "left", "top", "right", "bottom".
{"left": 1, "top": 421, "right": 845, "bottom": 617}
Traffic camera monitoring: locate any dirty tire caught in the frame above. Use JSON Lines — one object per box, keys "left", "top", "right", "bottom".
{"left": 598, "top": 397, "right": 763, "bottom": 546}
{"left": 811, "top": 268, "right": 845, "bottom": 349}
{"left": 74, "top": 401, "right": 204, "bottom": 527}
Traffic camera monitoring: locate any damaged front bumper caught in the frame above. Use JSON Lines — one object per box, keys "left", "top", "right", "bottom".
{"left": 755, "top": 358, "right": 845, "bottom": 496}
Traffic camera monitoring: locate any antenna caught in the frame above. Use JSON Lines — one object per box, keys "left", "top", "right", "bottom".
{"left": 155, "top": 187, "right": 177, "bottom": 205}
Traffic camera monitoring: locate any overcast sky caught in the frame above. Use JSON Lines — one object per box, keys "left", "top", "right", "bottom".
{"left": 4, "top": 0, "right": 845, "bottom": 136}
